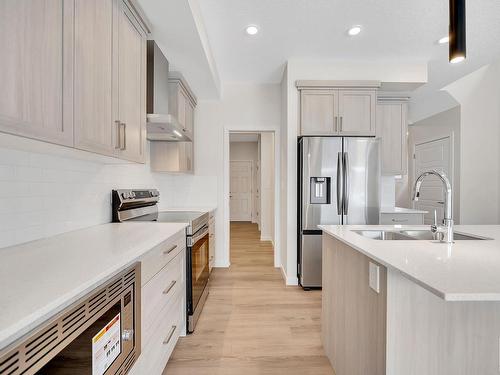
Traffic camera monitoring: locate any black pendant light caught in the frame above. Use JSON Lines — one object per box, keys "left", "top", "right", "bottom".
{"left": 449, "top": 0, "right": 466, "bottom": 63}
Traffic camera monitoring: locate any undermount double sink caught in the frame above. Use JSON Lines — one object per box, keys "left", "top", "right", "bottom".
{"left": 353, "top": 229, "right": 492, "bottom": 241}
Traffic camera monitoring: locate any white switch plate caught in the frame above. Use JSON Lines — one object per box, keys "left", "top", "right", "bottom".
{"left": 369, "top": 262, "right": 380, "bottom": 293}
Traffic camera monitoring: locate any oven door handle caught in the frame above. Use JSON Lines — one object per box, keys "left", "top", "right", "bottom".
{"left": 192, "top": 225, "right": 209, "bottom": 245}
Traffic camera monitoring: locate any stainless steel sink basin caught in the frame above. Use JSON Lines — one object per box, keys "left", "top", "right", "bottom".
{"left": 399, "top": 230, "right": 492, "bottom": 241}
{"left": 352, "top": 230, "right": 415, "bottom": 240}
{"left": 352, "top": 229, "right": 492, "bottom": 241}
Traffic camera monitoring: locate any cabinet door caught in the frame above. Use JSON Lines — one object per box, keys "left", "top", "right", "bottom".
{"left": 73, "top": 0, "right": 115, "bottom": 155}
{"left": 0, "top": 0, "right": 73, "bottom": 146}
{"left": 115, "top": 0, "right": 146, "bottom": 163}
{"left": 185, "top": 100, "right": 194, "bottom": 135}
{"left": 177, "top": 88, "right": 187, "bottom": 131}
{"left": 300, "top": 90, "right": 338, "bottom": 135}
{"left": 338, "top": 90, "right": 376, "bottom": 136}
{"left": 377, "top": 102, "right": 407, "bottom": 175}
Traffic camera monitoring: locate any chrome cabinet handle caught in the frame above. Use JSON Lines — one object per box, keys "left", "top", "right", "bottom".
{"left": 336, "top": 152, "right": 343, "bottom": 215}
{"left": 163, "top": 244, "right": 177, "bottom": 255}
{"left": 343, "top": 152, "right": 349, "bottom": 215}
{"left": 392, "top": 219, "right": 408, "bottom": 223}
{"left": 163, "top": 325, "right": 177, "bottom": 344}
{"left": 163, "top": 280, "right": 177, "bottom": 295}
{"left": 115, "top": 121, "right": 122, "bottom": 149}
{"left": 120, "top": 123, "right": 126, "bottom": 150}
{"left": 339, "top": 116, "right": 343, "bottom": 132}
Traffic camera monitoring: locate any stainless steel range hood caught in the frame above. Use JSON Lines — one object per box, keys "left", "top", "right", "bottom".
{"left": 146, "top": 40, "right": 192, "bottom": 142}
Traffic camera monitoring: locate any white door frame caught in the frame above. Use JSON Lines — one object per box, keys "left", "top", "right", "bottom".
{"left": 223, "top": 127, "right": 280, "bottom": 268}
{"left": 229, "top": 160, "right": 253, "bottom": 221}
{"left": 411, "top": 134, "right": 454, "bottom": 214}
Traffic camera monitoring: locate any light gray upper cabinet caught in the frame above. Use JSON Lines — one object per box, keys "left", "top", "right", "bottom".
{"left": 0, "top": 0, "right": 148, "bottom": 163}
{"left": 74, "top": 0, "right": 147, "bottom": 162}
{"left": 115, "top": 0, "right": 147, "bottom": 163}
{"left": 376, "top": 99, "right": 408, "bottom": 175}
{"left": 168, "top": 73, "right": 197, "bottom": 136}
{"left": 0, "top": 0, "right": 74, "bottom": 146}
{"left": 73, "top": 0, "right": 115, "bottom": 156}
{"left": 297, "top": 82, "right": 378, "bottom": 136}
{"left": 338, "top": 90, "right": 376, "bottom": 136}
{"left": 300, "top": 90, "right": 338, "bottom": 135}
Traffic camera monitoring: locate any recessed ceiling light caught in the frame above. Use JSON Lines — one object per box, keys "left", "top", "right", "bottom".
{"left": 347, "top": 25, "right": 362, "bottom": 36}
{"left": 438, "top": 35, "right": 450, "bottom": 44}
{"left": 245, "top": 25, "right": 259, "bottom": 36}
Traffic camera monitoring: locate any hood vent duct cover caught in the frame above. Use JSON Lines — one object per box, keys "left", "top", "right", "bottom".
{"left": 146, "top": 40, "right": 192, "bottom": 142}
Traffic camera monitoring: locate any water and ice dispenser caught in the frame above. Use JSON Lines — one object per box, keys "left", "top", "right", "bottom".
{"left": 310, "top": 177, "right": 331, "bottom": 204}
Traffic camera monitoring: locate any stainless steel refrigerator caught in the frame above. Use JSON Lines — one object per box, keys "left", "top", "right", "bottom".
{"left": 297, "top": 137, "right": 381, "bottom": 288}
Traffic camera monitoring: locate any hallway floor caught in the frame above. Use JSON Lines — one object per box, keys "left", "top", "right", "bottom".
{"left": 164, "top": 222, "right": 334, "bottom": 374}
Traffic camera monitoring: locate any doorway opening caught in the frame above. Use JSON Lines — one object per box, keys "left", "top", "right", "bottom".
{"left": 228, "top": 131, "right": 276, "bottom": 266}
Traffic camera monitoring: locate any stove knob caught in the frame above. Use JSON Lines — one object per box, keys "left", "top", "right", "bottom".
{"left": 131, "top": 191, "right": 136, "bottom": 198}
{"left": 121, "top": 192, "right": 128, "bottom": 199}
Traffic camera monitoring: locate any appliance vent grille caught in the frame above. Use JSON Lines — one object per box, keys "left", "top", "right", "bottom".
{"left": 0, "top": 265, "right": 138, "bottom": 375}
{"left": 0, "top": 351, "right": 19, "bottom": 374}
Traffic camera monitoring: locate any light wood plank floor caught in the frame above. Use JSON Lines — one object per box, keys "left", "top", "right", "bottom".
{"left": 164, "top": 222, "right": 334, "bottom": 375}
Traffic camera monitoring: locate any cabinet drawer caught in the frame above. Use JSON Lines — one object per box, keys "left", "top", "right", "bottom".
{"left": 142, "top": 250, "right": 184, "bottom": 348}
{"left": 140, "top": 230, "right": 185, "bottom": 285}
{"left": 130, "top": 292, "right": 184, "bottom": 375}
{"left": 380, "top": 213, "right": 424, "bottom": 225}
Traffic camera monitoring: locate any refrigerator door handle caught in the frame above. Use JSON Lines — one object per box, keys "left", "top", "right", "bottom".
{"left": 343, "top": 152, "right": 349, "bottom": 215}
{"left": 337, "top": 152, "right": 343, "bottom": 215}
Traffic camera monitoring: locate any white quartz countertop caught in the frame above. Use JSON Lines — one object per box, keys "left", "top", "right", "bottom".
{"left": 319, "top": 224, "right": 500, "bottom": 302}
{"left": 0, "top": 222, "right": 187, "bottom": 351}
{"left": 162, "top": 206, "right": 217, "bottom": 213}
{"left": 380, "top": 207, "right": 428, "bottom": 214}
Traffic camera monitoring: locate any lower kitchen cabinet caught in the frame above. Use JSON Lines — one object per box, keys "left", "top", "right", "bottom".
{"left": 322, "top": 235, "right": 387, "bottom": 375}
{"left": 379, "top": 211, "right": 424, "bottom": 225}
{"left": 209, "top": 210, "right": 216, "bottom": 272}
{"left": 129, "top": 230, "right": 187, "bottom": 374}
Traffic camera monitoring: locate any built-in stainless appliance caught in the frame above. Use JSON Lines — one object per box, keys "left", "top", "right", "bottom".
{"left": 0, "top": 264, "right": 140, "bottom": 375}
{"left": 297, "top": 137, "right": 381, "bottom": 289}
{"left": 112, "top": 189, "right": 209, "bottom": 333}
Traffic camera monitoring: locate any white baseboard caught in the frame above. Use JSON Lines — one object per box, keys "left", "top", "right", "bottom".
{"left": 214, "top": 259, "right": 230, "bottom": 268}
{"left": 260, "top": 235, "right": 273, "bottom": 242}
{"left": 280, "top": 266, "right": 299, "bottom": 286}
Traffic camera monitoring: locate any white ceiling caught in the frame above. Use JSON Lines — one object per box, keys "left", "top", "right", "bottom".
{"left": 139, "top": 0, "right": 500, "bottom": 101}
{"left": 196, "top": 0, "right": 500, "bottom": 90}
{"left": 138, "top": 0, "right": 221, "bottom": 99}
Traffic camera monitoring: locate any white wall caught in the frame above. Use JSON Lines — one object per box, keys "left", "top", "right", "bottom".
{"left": 181, "top": 83, "right": 281, "bottom": 268}
{"left": 281, "top": 59, "right": 429, "bottom": 285}
{"left": 444, "top": 61, "right": 500, "bottom": 224}
{"left": 260, "top": 133, "right": 275, "bottom": 242}
{"left": 229, "top": 141, "right": 259, "bottom": 223}
{"left": 398, "top": 107, "right": 461, "bottom": 222}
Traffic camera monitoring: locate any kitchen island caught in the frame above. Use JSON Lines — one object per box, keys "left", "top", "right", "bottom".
{"left": 320, "top": 224, "right": 500, "bottom": 375}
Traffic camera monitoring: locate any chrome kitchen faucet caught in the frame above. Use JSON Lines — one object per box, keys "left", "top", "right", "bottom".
{"left": 413, "top": 170, "right": 454, "bottom": 243}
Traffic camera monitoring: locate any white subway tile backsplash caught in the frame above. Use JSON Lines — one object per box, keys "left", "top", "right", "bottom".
{"left": 0, "top": 143, "right": 218, "bottom": 249}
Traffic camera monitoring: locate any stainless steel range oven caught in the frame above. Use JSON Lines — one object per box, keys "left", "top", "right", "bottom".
{"left": 112, "top": 189, "right": 210, "bottom": 333}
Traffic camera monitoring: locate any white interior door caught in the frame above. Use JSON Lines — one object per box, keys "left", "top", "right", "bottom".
{"left": 413, "top": 137, "right": 452, "bottom": 224}
{"left": 230, "top": 161, "right": 253, "bottom": 221}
